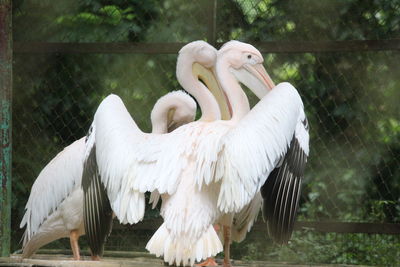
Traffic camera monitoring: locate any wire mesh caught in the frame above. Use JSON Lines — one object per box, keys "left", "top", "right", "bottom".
{"left": 11, "top": 0, "right": 400, "bottom": 265}
{"left": 216, "top": 0, "right": 400, "bottom": 41}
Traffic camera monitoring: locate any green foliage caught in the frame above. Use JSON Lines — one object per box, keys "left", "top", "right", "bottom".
{"left": 216, "top": 0, "right": 400, "bottom": 226}
{"left": 13, "top": 0, "right": 159, "bottom": 41}
{"left": 229, "top": 224, "right": 400, "bottom": 266}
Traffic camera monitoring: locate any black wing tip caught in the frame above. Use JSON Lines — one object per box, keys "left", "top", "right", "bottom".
{"left": 87, "top": 214, "right": 113, "bottom": 257}
{"left": 266, "top": 220, "right": 291, "bottom": 244}
{"left": 263, "top": 174, "right": 302, "bottom": 245}
{"left": 261, "top": 134, "right": 307, "bottom": 245}
{"left": 82, "top": 142, "right": 113, "bottom": 257}
{"left": 84, "top": 178, "right": 113, "bottom": 257}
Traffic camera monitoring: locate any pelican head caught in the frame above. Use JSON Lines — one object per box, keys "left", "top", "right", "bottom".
{"left": 151, "top": 91, "right": 196, "bottom": 133}
{"left": 179, "top": 40, "right": 217, "bottom": 68}
{"left": 167, "top": 93, "right": 197, "bottom": 131}
{"left": 217, "top": 40, "right": 275, "bottom": 99}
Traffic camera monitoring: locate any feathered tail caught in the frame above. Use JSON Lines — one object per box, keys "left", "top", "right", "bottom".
{"left": 146, "top": 223, "right": 222, "bottom": 266}
{"left": 21, "top": 213, "right": 68, "bottom": 258}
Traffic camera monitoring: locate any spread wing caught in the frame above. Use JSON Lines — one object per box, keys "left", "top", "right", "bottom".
{"left": 260, "top": 110, "right": 309, "bottom": 244}
{"left": 20, "top": 137, "right": 85, "bottom": 246}
{"left": 82, "top": 94, "right": 159, "bottom": 225}
{"left": 81, "top": 94, "right": 161, "bottom": 257}
{"left": 216, "top": 83, "right": 305, "bottom": 214}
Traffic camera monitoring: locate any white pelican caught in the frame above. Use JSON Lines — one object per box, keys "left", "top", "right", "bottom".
{"left": 140, "top": 41, "right": 262, "bottom": 267}
{"left": 86, "top": 40, "right": 307, "bottom": 266}
{"left": 19, "top": 90, "right": 197, "bottom": 260}
{"left": 149, "top": 40, "right": 309, "bottom": 266}
{"left": 204, "top": 41, "right": 309, "bottom": 267}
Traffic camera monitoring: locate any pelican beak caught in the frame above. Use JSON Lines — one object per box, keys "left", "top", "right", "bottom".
{"left": 192, "top": 62, "right": 232, "bottom": 120}
{"left": 167, "top": 121, "right": 178, "bottom": 132}
{"left": 242, "top": 63, "right": 275, "bottom": 99}
{"left": 167, "top": 108, "right": 177, "bottom": 132}
{"left": 247, "top": 64, "right": 275, "bottom": 90}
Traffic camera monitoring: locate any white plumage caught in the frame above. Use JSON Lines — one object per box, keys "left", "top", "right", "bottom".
{"left": 89, "top": 41, "right": 306, "bottom": 266}
{"left": 215, "top": 82, "right": 303, "bottom": 213}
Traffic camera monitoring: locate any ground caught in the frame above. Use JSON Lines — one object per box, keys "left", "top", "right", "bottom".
{"left": 0, "top": 253, "right": 371, "bottom": 267}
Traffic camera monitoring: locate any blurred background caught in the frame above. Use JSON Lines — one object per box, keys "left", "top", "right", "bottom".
{"left": 10, "top": 0, "right": 400, "bottom": 265}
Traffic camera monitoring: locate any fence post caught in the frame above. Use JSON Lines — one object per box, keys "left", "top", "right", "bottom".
{"left": 207, "top": 0, "right": 217, "bottom": 47}
{"left": 0, "top": 0, "right": 12, "bottom": 257}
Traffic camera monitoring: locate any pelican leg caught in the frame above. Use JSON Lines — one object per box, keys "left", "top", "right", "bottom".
{"left": 223, "top": 226, "right": 231, "bottom": 267}
{"left": 69, "top": 230, "right": 80, "bottom": 260}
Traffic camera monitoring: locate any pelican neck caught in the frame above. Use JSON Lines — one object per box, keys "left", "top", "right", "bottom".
{"left": 151, "top": 110, "right": 169, "bottom": 134}
{"left": 216, "top": 59, "right": 250, "bottom": 122}
{"left": 176, "top": 54, "right": 220, "bottom": 121}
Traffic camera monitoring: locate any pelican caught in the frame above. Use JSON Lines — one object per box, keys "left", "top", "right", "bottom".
{"left": 149, "top": 41, "right": 309, "bottom": 266}
{"left": 139, "top": 41, "right": 261, "bottom": 267}
{"left": 198, "top": 41, "right": 309, "bottom": 267}
{"left": 214, "top": 42, "right": 309, "bottom": 247}
{"left": 19, "top": 90, "right": 197, "bottom": 260}
{"left": 158, "top": 41, "right": 307, "bottom": 267}
{"left": 85, "top": 40, "right": 308, "bottom": 266}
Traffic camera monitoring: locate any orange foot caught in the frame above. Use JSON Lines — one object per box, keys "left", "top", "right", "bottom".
{"left": 91, "top": 255, "right": 101, "bottom": 261}
{"left": 196, "top": 257, "right": 218, "bottom": 266}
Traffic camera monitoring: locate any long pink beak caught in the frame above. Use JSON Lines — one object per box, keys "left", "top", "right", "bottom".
{"left": 253, "top": 64, "right": 275, "bottom": 90}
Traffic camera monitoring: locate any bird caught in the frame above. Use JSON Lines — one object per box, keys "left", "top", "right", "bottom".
{"left": 19, "top": 90, "right": 197, "bottom": 260}
{"left": 84, "top": 39, "right": 307, "bottom": 266}
{"left": 140, "top": 42, "right": 261, "bottom": 267}
{"left": 213, "top": 41, "right": 309, "bottom": 267}
{"left": 142, "top": 41, "right": 257, "bottom": 267}
{"left": 145, "top": 41, "right": 261, "bottom": 267}
{"left": 212, "top": 41, "right": 309, "bottom": 246}
{"left": 201, "top": 41, "right": 309, "bottom": 267}
{"left": 151, "top": 40, "right": 308, "bottom": 266}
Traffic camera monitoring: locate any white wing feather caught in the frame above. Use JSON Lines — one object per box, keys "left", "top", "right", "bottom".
{"left": 216, "top": 82, "right": 304, "bottom": 213}
{"left": 93, "top": 94, "right": 157, "bottom": 224}
{"left": 20, "top": 137, "right": 85, "bottom": 244}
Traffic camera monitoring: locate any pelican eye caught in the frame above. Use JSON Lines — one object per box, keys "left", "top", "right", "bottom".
{"left": 247, "top": 55, "right": 252, "bottom": 59}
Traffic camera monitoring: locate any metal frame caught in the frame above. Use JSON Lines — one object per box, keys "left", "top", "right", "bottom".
{"left": 13, "top": 39, "right": 400, "bottom": 54}
{"left": 0, "top": 0, "right": 12, "bottom": 257}
{"left": 114, "top": 219, "right": 400, "bottom": 235}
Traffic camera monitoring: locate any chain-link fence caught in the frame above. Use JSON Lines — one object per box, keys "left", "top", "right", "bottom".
{"left": 9, "top": 0, "right": 400, "bottom": 265}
